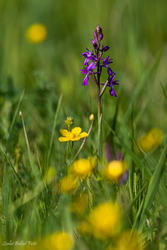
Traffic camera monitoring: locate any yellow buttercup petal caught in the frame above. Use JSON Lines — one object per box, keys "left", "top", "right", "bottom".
{"left": 71, "top": 127, "right": 82, "bottom": 135}
{"left": 71, "top": 136, "right": 81, "bottom": 141}
{"left": 79, "top": 132, "right": 88, "bottom": 138}
{"left": 58, "top": 137, "right": 70, "bottom": 142}
{"left": 60, "top": 129, "right": 70, "bottom": 137}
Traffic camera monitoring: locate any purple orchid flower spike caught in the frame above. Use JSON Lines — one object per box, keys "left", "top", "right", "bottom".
{"left": 81, "top": 25, "right": 119, "bottom": 98}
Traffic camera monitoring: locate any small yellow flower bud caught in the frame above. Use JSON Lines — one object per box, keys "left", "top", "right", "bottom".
{"left": 89, "top": 114, "right": 94, "bottom": 121}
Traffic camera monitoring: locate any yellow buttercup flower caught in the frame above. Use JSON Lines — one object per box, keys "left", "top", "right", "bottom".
{"left": 51, "top": 232, "right": 74, "bottom": 250}
{"left": 26, "top": 23, "right": 47, "bottom": 43}
{"left": 71, "top": 158, "right": 93, "bottom": 178}
{"left": 59, "top": 175, "right": 78, "bottom": 194}
{"left": 88, "top": 202, "right": 121, "bottom": 240}
{"left": 44, "top": 232, "right": 74, "bottom": 250}
{"left": 136, "top": 128, "right": 163, "bottom": 153}
{"left": 104, "top": 161, "right": 126, "bottom": 182}
{"left": 58, "top": 127, "right": 87, "bottom": 142}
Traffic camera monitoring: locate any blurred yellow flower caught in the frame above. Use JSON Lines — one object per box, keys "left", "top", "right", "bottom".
{"left": 59, "top": 175, "right": 78, "bottom": 194}
{"left": 44, "top": 232, "right": 74, "bottom": 250}
{"left": 137, "top": 128, "right": 163, "bottom": 152}
{"left": 104, "top": 161, "right": 126, "bottom": 182}
{"left": 58, "top": 127, "right": 87, "bottom": 142}
{"left": 51, "top": 232, "right": 74, "bottom": 250}
{"left": 111, "top": 230, "right": 141, "bottom": 250}
{"left": 88, "top": 202, "right": 121, "bottom": 240}
{"left": 26, "top": 23, "right": 47, "bottom": 43}
{"left": 71, "top": 158, "right": 93, "bottom": 178}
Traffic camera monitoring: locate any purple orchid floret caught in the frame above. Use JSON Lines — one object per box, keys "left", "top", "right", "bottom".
{"left": 108, "top": 75, "right": 119, "bottom": 86}
{"left": 82, "top": 48, "right": 97, "bottom": 66}
{"left": 94, "top": 25, "right": 103, "bottom": 43}
{"left": 108, "top": 75, "right": 119, "bottom": 97}
{"left": 101, "top": 56, "right": 113, "bottom": 66}
{"left": 91, "top": 39, "right": 98, "bottom": 49}
{"left": 98, "top": 33, "right": 103, "bottom": 41}
{"left": 82, "top": 75, "right": 89, "bottom": 86}
{"left": 101, "top": 46, "right": 110, "bottom": 52}
{"left": 100, "top": 56, "right": 114, "bottom": 75}
{"left": 80, "top": 62, "right": 98, "bottom": 86}
{"left": 101, "top": 74, "right": 119, "bottom": 97}
{"left": 94, "top": 30, "right": 97, "bottom": 42}
{"left": 86, "top": 61, "right": 96, "bottom": 71}
{"left": 109, "top": 87, "right": 117, "bottom": 97}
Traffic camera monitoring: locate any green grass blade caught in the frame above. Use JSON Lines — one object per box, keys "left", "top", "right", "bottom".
{"left": 21, "top": 112, "right": 40, "bottom": 181}
{"left": 0, "top": 143, "right": 25, "bottom": 191}
{"left": 160, "top": 81, "right": 167, "bottom": 102}
{"left": 46, "top": 94, "right": 63, "bottom": 169}
{"left": 7, "top": 89, "right": 25, "bottom": 143}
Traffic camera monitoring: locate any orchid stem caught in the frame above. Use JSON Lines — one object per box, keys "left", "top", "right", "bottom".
{"left": 97, "top": 60, "right": 103, "bottom": 162}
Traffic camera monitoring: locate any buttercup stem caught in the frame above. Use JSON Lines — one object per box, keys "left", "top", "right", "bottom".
{"left": 66, "top": 141, "right": 70, "bottom": 160}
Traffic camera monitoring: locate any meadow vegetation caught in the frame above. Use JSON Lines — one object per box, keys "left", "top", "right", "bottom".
{"left": 0, "top": 0, "right": 167, "bottom": 249}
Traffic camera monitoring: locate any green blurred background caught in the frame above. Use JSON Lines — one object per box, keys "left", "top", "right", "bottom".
{"left": 1, "top": 0, "right": 167, "bottom": 144}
